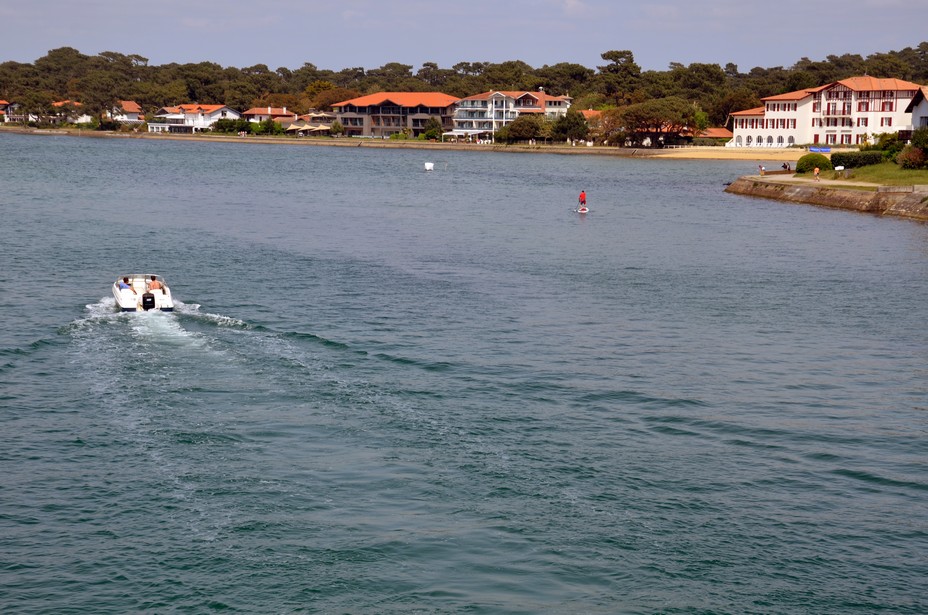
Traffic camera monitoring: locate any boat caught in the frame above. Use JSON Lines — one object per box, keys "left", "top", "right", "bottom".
{"left": 112, "top": 274, "right": 174, "bottom": 312}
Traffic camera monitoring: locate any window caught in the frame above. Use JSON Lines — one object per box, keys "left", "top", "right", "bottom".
{"left": 858, "top": 118, "right": 868, "bottom": 127}
{"left": 881, "top": 101, "right": 894, "bottom": 112}
{"left": 881, "top": 117, "right": 893, "bottom": 127}
{"left": 858, "top": 101, "right": 869, "bottom": 112}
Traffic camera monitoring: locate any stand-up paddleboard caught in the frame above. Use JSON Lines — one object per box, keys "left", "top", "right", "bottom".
{"left": 577, "top": 206, "right": 589, "bottom": 214}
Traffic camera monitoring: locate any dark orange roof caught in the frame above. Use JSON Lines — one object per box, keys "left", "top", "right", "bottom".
{"left": 119, "top": 100, "right": 141, "bottom": 113}
{"left": 762, "top": 89, "right": 815, "bottom": 102}
{"left": 697, "top": 127, "right": 733, "bottom": 139}
{"left": 836, "top": 76, "right": 922, "bottom": 91}
{"left": 332, "top": 92, "right": 460, "bottom": 108}
{"left": 462, "top": 90, "right": 570, "bottom": 104}
{"left": 242, "top": 107, "right": 297, "bottom": 117}
{"left": 580, "top": 109, "right": 601, "bottom": 120}
{"left": 730, "top": 106, "right": 765, "bottom": 117}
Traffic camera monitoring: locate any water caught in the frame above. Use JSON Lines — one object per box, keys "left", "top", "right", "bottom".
{"left": 1, "top": 132, "right": 926, "bottom": 614}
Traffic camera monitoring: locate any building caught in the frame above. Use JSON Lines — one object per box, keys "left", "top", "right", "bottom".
{"left": 330, "top": 92, "right": 460, "bottom": 138}
{"left": 450, "top": 89, "right": 572, "bottom": 139}
{"left": 147, "top": 104, "right": 241, "bottom": 133}
{"left": 242, "top": 106, "right": 298, "bottom": 124}
{"left": 729, "top": 76, "right": 923, "bottom": 147}
{"left": 904, "top": 85, "right": 928, "bottom": 131}
{"left": 106, "top": 100, "right": 144, "bottom": 125}
{"left": 52, "top": 100, "right": 93, "bottom": 124}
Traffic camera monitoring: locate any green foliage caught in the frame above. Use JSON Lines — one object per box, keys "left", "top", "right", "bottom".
{"left": 422, "top": 117, "right": 443, "bottom": 140}
{"left": 911, "top": 126, "right": 928, "bottom": 152}
{"left": 863, "top": 132, "right": 906, "bottom": 160}
{"left": 212, "top": 118, "right": 253, "bottom": 134}
{"left": 619, "top": 96, "right": 696, "bottom": 147}
{"left": 796, "top": 153, "right": 832, "bottom": 174}
{"left": 830, "top": 151, "right": 884, "bottom": 168}
{"left": 551, "top": 109, "right": 589, "bottom": 141}
{"left": 497, "top": 114, "right": 545, "bottom": 143}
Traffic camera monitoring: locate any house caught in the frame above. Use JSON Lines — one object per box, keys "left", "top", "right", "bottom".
{"left": 107, "top": 100, "right": 144, "bottom": 125}
{"left": 330, "top": 92, "right": 460, "bottom": 138}
{"left": 147, "top": 104, "right": 241, "bottom": 133}
{"left": 242, "top": 106, "right": 298, "bottom": 124}
{"left": 0, "top": 100, "right": 9, "bottom": 122}
{"left": 450, "top": 89, "right": 572, "bottom": 139}
{"left": 52, "top": 100, "right": 94, "bottom": 124}
{"left": 904, "top": 85, "right": 928, "bottom": 132}
{"left": 728, "top": 76, "right": 923, "bottom": 147}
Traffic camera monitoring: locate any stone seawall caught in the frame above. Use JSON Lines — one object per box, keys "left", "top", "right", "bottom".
{"left": 725, "top": 177, "right": 928, "bottom": 222}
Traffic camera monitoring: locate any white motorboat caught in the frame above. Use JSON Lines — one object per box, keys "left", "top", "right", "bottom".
{"left": 112, "top": 274, "right": 174, "bottom": 312}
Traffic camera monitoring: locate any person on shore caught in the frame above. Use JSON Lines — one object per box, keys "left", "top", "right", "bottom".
{"left": 814, "top": 167, "right": 821, "bottom": 181}
{"left": 147, "top": 275, "right": 164, "bottom": 291}
{"left": 578, "top": 190, "right": 587, "bottom": 208}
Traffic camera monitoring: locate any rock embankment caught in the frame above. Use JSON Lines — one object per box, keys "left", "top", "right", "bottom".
{"left": 725, "top": 177, "right": 928, "bottom": 222}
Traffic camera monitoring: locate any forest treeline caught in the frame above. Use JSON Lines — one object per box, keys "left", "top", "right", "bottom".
{"left": 1, "top": 43, "right": 927, "bottom": 127}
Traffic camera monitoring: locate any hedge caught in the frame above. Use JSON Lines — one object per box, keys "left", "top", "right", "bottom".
{"left": 830, "top": 151, "right": 884, "bottom": 169}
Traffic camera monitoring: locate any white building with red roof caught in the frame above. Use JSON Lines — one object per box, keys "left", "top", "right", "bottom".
{"left": 330, "top": 92, "right": 460, "bottom": 138}
{"left": 450, "top": 89, "right": 572, "bottom": 138}
{"left": 106, "top": 100, "right": 144, "bottom": 125}
{"left": 147, "top": 104, "right": 241, "bottom": 133}
{"left": 729, "top": 76, "right": 923, "bottom": 147}
{"left": 242, "top": 106, "right": 298, "bottom": 124}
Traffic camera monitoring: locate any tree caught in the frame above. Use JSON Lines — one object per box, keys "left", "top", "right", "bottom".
{"left": 310, "top": 87, "right": 360, "bottom": 111}
{"left": 619, "top": 96, "right": 696, "bottom": 147}
{"left": 551, "top": 109, "right": 589, "bottom": 141}
{"left": 497, "top": 114, "right": 545, "bottom": 143}
{"left": 596, "top": 50, "right": 641, "bottom": 106}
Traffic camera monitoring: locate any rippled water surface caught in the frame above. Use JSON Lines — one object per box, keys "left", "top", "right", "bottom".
{"left": 1, "top": 133, "right": 926, "bottom": 613}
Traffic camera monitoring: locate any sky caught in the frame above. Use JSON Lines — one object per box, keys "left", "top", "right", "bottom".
{"left": 1, "top": 0, "right": 926, "bottom": 75}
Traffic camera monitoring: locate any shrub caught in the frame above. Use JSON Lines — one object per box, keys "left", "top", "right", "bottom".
{"left": 830, "top": 151, "right": 884, "bottom": 169}
{"left": 911, "top": 126, "right": 928, "bottom": 152}
{"left": 796, "top": 152, "right": 832, "bottom": 174}
{"left": 896, "top": 145, "right": 926, "bottom": 170}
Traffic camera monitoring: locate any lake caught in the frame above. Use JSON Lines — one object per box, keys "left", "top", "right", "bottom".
{"left": 1, "top": 132, "right": 926, "bottom": 614}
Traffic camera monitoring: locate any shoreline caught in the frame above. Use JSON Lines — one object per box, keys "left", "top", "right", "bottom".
{"left": 725, "top": 175, "right": 928, "bottom": 222}
{"left": 0, "top": 125, "right": 805, "bottom": 162}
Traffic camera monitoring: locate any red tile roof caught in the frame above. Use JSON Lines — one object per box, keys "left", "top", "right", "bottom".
{"left": 332, "top": 92, "right": 460, "bottom": 108}
{"left": 730, "top": 106, "right": 765, "bottom": 117}
{"left": 697, "top": 127, "right": 733, "bottom": 139}
{"left": 836, "top": 76, "right": 922, "bottom": 91}
{"left": 119, "top": 100, "right": 141, "bottom": 113}
{"left": 242, "top": 107, "right": 297, "bottom": 117}
{"left": 461, "top": 90, "right": 570, "bottom": 104}
{"left": 762, "top": 90, "right": 814, "bottom": 102}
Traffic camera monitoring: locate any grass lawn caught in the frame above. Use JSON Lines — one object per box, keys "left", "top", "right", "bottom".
{"left": 826, "top": 161, "right": 928, "bottom": 185}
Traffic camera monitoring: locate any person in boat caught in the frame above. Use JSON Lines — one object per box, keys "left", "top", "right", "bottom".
{"left": 147, "top": 275, "right": 164, "bottom": 291}
{"left": 118, "top": 277, "right": 136, "bottom": 294}
{"left": 578, "top": 190, "right": 587, "bottom": 208}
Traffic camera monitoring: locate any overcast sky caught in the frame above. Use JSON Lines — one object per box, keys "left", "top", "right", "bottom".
{"left": 2, "top": 0, "right": 926, "bottom": 74}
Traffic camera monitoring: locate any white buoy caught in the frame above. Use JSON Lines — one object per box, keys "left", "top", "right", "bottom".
{"left": 424, "top": 162, "right": 434, "bottom": 171}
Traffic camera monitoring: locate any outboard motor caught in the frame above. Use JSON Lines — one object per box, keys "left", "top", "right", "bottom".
{"left": 141, "top": 292, "right": 156, "bottom": 311}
